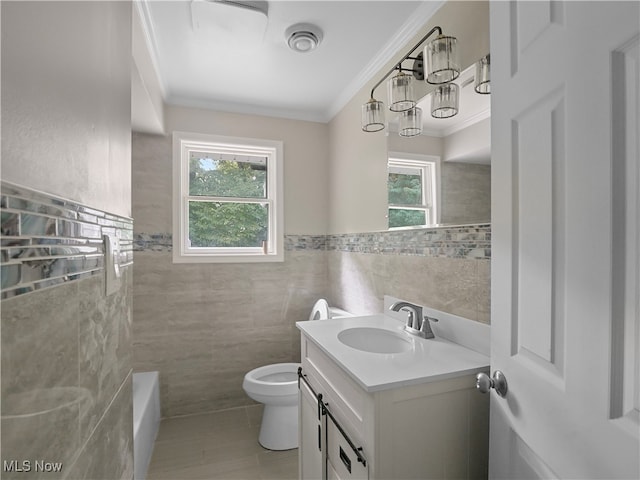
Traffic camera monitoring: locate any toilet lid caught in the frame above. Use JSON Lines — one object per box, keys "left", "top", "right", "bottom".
{"left": 309, "top": 299, "right": 330, "bottom": 321}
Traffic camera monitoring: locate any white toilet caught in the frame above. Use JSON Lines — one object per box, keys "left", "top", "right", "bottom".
{"left": 242, "top": 299, "right": 352, "bottom": 450}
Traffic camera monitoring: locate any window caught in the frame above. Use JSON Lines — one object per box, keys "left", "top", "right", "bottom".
{"left": 173, "top": 132, "right": 283, "bottom": 263}
{"left": 387, "top": 154, "right": 439, "bottom": 229}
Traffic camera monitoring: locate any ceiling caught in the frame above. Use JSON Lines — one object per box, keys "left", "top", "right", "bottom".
{"left": 135, "top": 0, "right": 445, "bottom": 123}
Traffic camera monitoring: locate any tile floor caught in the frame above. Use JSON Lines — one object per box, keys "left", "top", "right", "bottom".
{"left": 146, "top": 405, "right": 298, "bottom": 480}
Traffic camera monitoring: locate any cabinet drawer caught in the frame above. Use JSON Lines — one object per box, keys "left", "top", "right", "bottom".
{"left": 326, "top": 418, "right": 368, "bottom": 480}
{"left": 302, "top": 336, "right": 370, "bottom": 437}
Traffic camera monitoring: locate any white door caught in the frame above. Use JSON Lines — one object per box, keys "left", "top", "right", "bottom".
{"left": 490, "top": 1, "right": 639, "bottom": 478}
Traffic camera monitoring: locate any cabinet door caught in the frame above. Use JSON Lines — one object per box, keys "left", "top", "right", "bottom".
{"left": 326, "top": 460, "right": 340, "bottom": 480}
{"left": 299, "top": 380, "right": 323, "bottom": 480}
{"left": 325, "top": 419, "right": 368, "bottom": 480}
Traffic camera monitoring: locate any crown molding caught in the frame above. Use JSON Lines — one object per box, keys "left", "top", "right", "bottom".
{"left": 325, "top": 0, "right": 445, "bottom": 122}
{"left": 166, "top": 95, "right": 329, "bottom": 124}
{"left": 134, "top": 1, "right": 168, "bottom": 99}
{"left": 440, "top": 107, "right": 491, "bottom": 137}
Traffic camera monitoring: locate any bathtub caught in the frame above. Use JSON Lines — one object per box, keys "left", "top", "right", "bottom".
{"left": 133, "top": 372, "right": 160, "bottom": 480}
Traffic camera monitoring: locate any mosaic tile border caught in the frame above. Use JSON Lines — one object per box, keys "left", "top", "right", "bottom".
{"left": 133, "top": 234, "right": 328, "bottom": 253}
{"left": 134, "top": 233, "right": 173, "bottom": 252}
{"left": 1, "top": 182, "right": 133, "bottom": 299}
{"left": 327, "top": 225, "right": 491, "bottom": 259}
{"left": 134, "top": 226, "right": 490, "bottom": 259}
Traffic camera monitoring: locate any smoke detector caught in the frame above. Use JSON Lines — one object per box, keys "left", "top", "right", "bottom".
{"left": 286, "top": 23, "right": 323, "bottom": 53}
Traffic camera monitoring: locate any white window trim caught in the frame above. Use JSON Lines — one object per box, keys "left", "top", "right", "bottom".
{"left": 172, "top": 132, "right": 284, "bottom": 263}
{"left": 387, "top": 152, "right": 440, "bottom": 229}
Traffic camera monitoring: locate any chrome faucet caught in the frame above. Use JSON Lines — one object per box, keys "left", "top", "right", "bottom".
{"left": 389, "top": 301, "right": 438, "bottom": 339}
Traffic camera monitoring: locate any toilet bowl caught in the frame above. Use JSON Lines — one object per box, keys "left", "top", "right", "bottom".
{"left": 242, "top": 299, "right": 352, "bottom": 450}
{"left": 242, "top": 363, "right": 299, "bottom": 450}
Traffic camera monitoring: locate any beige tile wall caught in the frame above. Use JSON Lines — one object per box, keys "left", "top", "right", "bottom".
{"left": 133, "top": 250, "right": 329, "bottom": 417}
{"left": 440, "top": 162, "right": 492, "bottom": 225}
{"left": 1, "top": 271, "right": 134, "bottom": 480}
{"left": 132, "top": 132, "right": 331, "bottom": 417}
{"left": 132, "top": 132, "right": 491, "bottom": 419}
{"left": 328, "top": 251, "right": 491, "bottom": 324}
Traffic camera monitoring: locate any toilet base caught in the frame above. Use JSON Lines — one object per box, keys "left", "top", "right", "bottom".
{"left": 258, "top": 403, "right": 298, "bottom": 450}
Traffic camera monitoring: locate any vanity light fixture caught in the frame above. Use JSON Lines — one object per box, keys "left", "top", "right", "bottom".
{"left": 474, "top": 54, "right": 490, "bottom": 94}
{"left": 399, "top": 107, "right": 423, "bottom": 137}
{"left": 388, "top": 71, "right": 415, "bottom": 112}
{"left": 431, "top": 82, "right": 459, "bottom": 119}
{"left": 362, "top": 25, "right": 460, "bottom": 134}
{"left": 361, "top": 98, "right": 385, "bottom": 132}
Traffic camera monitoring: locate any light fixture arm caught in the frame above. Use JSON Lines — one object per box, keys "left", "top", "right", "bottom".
{"left": 369, "top": 26, "right": 443, "bottom": 99}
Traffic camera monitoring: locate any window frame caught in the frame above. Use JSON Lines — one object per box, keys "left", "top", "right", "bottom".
{"left": 387, "top": 152, "right": 440, "bottom": 229}
{"left": 172, "top": 132, "right": 284, "bottom": 263}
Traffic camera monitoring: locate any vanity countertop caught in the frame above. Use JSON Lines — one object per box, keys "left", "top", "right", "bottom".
{"left": 296, "top": 314, "right": 490, "bottom": 393}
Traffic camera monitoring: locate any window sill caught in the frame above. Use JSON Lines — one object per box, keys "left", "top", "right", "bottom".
{"left": 172, "top": 251, "right": 284, "bottom": 264}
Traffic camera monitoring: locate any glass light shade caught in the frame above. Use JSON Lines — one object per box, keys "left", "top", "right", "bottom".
{"left": 399, "top": 107, "right": 422, "bottom": 137}
{"left": 424, "top": 36, "right": 460, "bottom": 85}
{"left": 474, "top": 54, "right": 490, "bottom": 94}
{"left": 387, "top": 71, "right": 415, "bottom": 112}
{"left": 431, "top": 83, "right": 459, "bottom": 119}
{"left": 362, "top": 99, "right": 385, "bottom": 132}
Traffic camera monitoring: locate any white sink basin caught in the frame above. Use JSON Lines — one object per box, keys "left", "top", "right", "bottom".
{"left": 337, "top": 327, "right": 412, "bottom": 354}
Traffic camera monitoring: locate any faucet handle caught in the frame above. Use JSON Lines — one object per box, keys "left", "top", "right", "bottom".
{"left": 419, "top": 316, "right": 439, "bottom": 336}
{"left": 400, "top": 307, "right": 415, "bottom": 328}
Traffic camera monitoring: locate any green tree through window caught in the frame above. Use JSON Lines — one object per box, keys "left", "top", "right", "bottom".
{"left": 387, "top": 156, "right": 438, "bottom": 229}
{"left": 188, "top": 154, "right": 268, "bottom": 248}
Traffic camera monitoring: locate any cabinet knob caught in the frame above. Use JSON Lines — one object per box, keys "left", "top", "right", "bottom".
{"left": 476, "top": 370, "right": 508, "bottom": 398}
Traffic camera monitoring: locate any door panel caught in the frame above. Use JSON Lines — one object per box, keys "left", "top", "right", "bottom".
{"left": 490, "top": 1, "right": 639, "bottom": 478}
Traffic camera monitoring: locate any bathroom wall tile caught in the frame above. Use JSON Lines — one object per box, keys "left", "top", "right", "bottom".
{"left": 328, "top": 251, "right": 487, "bottom": 325}
{"left": 133, "top": 331, "right": 171, "bottom": 376}
{"left": 1, "top": 211, "right": 20, "bottom": 236}
{"left": 1, "top": 281, "right": 80, "bottom": 396}
{"left": 326, "top": 225, "right": 491, "bottom": 259}
{"left": 250, "top": 325, "right": 295, "bottom": 366}
{"left": 1, "top": 264, "right": 21, "bottom": 290}
{"left": 21, "top": 213, "right": 57, "bottom": 236}
{"left": 1, "top": 182, "right": 133, "bottom": 480}
{"left": 1, "top": 272, "right": 133, "bottom": 480}
{"left": 163, "top": 364, "right": 219, "bottom": 417}
{"left": 476, "top": 259, "right": 491, "bottom": 324}
{"left": 328, "top": 251, "right": 386, "bottom": 316}
{"left": 1, "top": 387, "right": 85, "bottom": 480}
{"left": 78, "top": 269, "right": 133, "bottom": 440}
{"left": 133, "top": 248, "right": 330, "bottom": 416}
{"left": 65, "top": 375, "right": 134, "bottom": 480}
{"left": 1, "top": 182, "right": 133, "bottom": 300}
{"left": 134, "top": 242, "right": 489, "bottom": 417}
{"left": 440, "top": 163, "right": 491, "bottom": 225}
{"left": 132, "top": 133, "right": 173, "bottom": 234}
{"left": 132, "top": 292, "right": 171, "bottom": 337}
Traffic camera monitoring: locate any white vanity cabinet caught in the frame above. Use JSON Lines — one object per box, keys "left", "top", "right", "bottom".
{"left": 298, "top": 330, "right": 490, "bottom": 480}
{"left": 299, "top": 377, "right": 323, "bottom": 479}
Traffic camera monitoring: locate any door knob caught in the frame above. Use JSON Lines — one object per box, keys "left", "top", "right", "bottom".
{"left": 476, "top": 370, "right": 508, "bottom": 397}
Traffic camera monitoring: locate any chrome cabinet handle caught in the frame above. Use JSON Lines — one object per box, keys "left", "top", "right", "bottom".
{"left": 476, "top": 370, "right": 508, "bottom": 398}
